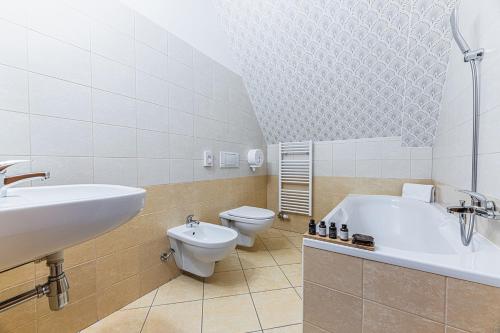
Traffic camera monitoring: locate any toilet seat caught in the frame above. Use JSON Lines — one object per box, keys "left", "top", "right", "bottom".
{"left": 226, "top": 206, "right": 275, "bottom": 221}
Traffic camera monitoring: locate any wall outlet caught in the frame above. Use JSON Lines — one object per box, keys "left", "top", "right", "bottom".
{"left": 203, "top": 150, "right": 213, "bottom": 167}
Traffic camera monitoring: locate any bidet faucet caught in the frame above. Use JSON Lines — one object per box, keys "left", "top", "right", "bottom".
{"left": 186, "top": 214, "right": 199, "bottom": 228}
{"left": 0, "top": 160, "right": 50, "bottom": 197}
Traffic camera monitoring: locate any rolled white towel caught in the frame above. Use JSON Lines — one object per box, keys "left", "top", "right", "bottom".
{"left": 402, "top": 183, "right": 435, "bottom": 203}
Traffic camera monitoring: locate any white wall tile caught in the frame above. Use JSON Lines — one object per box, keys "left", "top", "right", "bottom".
{"left": 135, "top": 42, "right": 167, "bottom": 79}
{"left": 170, "top": 159, "right": 193, "bottom": 183}
{"left": 356, "top": 159, "right": 381, "bottom": 178}
{"left": 193, "top": 159, "right": 216, "bottom": 181}
{"left": 333, "top": 159, "right": 355, "bottom": 177}
{"left": 92, "top": 89, "right": 136, "bottom": 127}
{"left": 410, "top": 147, "right": 433, "bottom": 160}
{"left": 382, "top": 139, "right": 410, "bottom": 159}
{"left": 30, "top": 115, "right": 92, "bottom": 156}
{"left": 167, "top": 33, "right": 193, "bottom": 66}
{"left": 169, "top": 134, "right": 193, "bottom": 159}
{"left": 167, "top": 58, "right": 193, "bottom": 90}
{"left": 194, "top": 94, "right": 216, "bottom": 119}
{"left": 332, "top": 142, "right": 355, "bottom": 160}
{"left": 313, "top": 142, "right": 332, "bottom": 161}
{"left": 0, "top": 110, "right": 30, "bottom": 155}
{"left": 194, "top": 72, "right": 212, "bottom": 97}
{"left": 193, "top": 50, "right": 213, "bottom": 78}
{"left": 135, "top": 13, "right": 166, "bottom": 53}
{"left": 137, "top": 130, "right": 169, "bottom": 158}
{"left": 313, "top": 160, "right": 333, "bottom": 177}
{"left": 137, "top": 158, "right": 169, "bottom": 186}
{"left": 31, "top": 156, "right": 93, "bottom": 185}
{"left": 355, "top": 141, "right": 383, "bottom": 160}
{"left": 0, "top": 1, "right": 28, "bottom": 26}
{"left": 27, "top": 0, "right": 90, "bottom": 50}
{"left": 381, "top": 159, "right": 410, "bottom": 179}
{"left": 0, "top": 19, "right": 28, "bottom": 69}
{"left": 91, "top": 21, "right": 134, "bottom": 66}
{"left": 91, "top": 54, "right": 135, "bottom": 97}
{"left": 169, "top": 83, "right": 194, "bottom": 114}
{"left": 93, "top": 124, "right": 136, "bottom": 158}
{"left": 169, "top": 110, "right": 193, "bottom": 136}
{"left": 136, "top": 70, "right": 168, "bottom": 105}
{"left": 411, "top": 159, "right": 432, "bottom": 179}
{"left": 29, "top": 73, "right": 91, "bottom": 121}
{"left": 136, "top": 100, "right": 169, "bottom": 132}
{"left": 0, "top": 65, "right": 28, "bottom": 112}
{"left": 93, "top": 157, "right": 137, "bottom": 186}
{"left": 28, "top": 31, "right": 91, "bottom": 85}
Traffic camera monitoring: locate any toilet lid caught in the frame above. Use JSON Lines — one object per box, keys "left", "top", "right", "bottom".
{"left": 227, "top": 206, "right": 275, "bottom": 220}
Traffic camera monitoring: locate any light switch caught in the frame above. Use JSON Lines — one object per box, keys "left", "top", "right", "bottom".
{"left": 203, "top": 150, "right": 213, "bottom": 167}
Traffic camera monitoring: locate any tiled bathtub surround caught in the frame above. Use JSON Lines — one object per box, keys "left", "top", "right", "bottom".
{"left": 303, "top": 246, "right": 500, "bottom": 333}
{"left": 0, "top": 0, "right": 266, "bottom": 186}
{"left": 0, "top": 176, "right": 267, "bottom": 332}
{"left": 432, "top": 0, "right": 500, "bottom": 246}
{"left": 267, "top": 137, "right": 433, "bottom": 233}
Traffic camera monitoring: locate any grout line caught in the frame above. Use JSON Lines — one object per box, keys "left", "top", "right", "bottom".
{"left": 201, "top": 275, "right": 205, "bottom": 333}
{"left": 139, "top": 287, "right": 159, "bottom": 333}
{"left": 235, "top": 245, "right": 263, "bottom": 332}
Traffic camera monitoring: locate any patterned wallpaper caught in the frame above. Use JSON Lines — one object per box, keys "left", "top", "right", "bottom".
{"left": 214, "top": 0, "right": 456, "bottom": 147}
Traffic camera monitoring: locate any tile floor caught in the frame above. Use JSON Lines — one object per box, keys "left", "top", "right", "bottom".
{"left": 82, "top": 228, "right": 303, "bottom": 333}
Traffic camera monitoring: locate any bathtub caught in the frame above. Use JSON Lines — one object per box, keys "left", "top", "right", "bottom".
{"left": 303, "top": 195, "right": 500, "bottom": 287}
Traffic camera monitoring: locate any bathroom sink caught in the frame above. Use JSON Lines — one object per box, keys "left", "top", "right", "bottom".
{"left": 0, "top": 184, "right": 146, "bottom": 272}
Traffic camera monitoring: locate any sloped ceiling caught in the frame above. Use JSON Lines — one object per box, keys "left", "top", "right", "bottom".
{"left": 214, "top": 0, "right": 456, "bottom": 146}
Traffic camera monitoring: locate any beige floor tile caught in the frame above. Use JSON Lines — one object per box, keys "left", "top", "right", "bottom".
{"left": 286, "top": 236, "right": 303, "bottom": 249}
{"left": 204, "top": 270, "right": 249, "bottom": 298}
{"left": 270, "top": 248, "right": 302, "bottom": 265}
{"left": 264, "top": 323, "right": 303, "bottom": 332}
{"left": 244, "top": 266, "right": 292, "bottom": 292}
{"left": 121, "top": 289, "right": 157, "bottom": 310}
{"left": 280, "top": 264, "right": 302, "bottom": 287}
{"left": 153, "top": 274, "right": 203, "bottom": 305}
{"left": 142, "top": 301, "right": 202, "bottom": 333}
{"left": 279, "top": 230, "right": 302, "bottom": 238}
{"left": 295, "top": 286, "right": 303, "bottom": 298}
{"left": 215, "top": 252, "right": 242, "bottom": 272}
{"left": 252, "top": 288, "right": 302, "bottom": 330}
{"left": 259, "top": 229, "right": 284, "bottom": 239}
{"left": 262, "top": 237, "right": 294, "bottom": 250}
{"left": 238, "top": 250, "right": 277, "bottom": 269}
{"left": 202, "top": 294, "right": 261, "bottom": 333}
{"left": 82, "top": 307, "right": 148, "bottom": 333}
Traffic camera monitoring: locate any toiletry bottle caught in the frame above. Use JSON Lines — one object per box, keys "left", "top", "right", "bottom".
{"left": 318, "top": 221, "right": 327, "bottom": 237}
{"left": 329, "top": 222, "right": 337, "bottom": 239}
{"left": 308, "top": 219, "right": 316, "bottom": 235}
{"left": 340, "top": 224, "right": 349, "bottom": 241}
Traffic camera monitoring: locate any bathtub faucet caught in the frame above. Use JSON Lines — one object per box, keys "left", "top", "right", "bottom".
{"left": 447, "top": 190, "right": 500, "bottom": 246}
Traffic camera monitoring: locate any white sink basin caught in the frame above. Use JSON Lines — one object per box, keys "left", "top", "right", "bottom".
{"left": 0, "top": 184, "right": 146, "bottom": 272}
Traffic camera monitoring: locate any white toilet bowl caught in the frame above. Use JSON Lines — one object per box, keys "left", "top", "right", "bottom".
{"left": 219, "top": 206, "right": 275, "bottom": 247}
{"left": 167, "top": 222, "right": 238, "bottom": 277}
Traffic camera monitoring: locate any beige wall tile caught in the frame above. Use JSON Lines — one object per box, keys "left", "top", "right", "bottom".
{"left": 244, "top": 266, "right": 292, "bottom": 292}
{"left": 122, "top": 289, "right": 157, "bottom": 310}
{"left": 81, "top": 307, "right": 148, "bottom": 333}
{"left": 252, "top": 288, "right": 302, "bottom": 330}
{"left": 5, "top": 320, "right": 36, "bottom": 333}
{"left": 304, "top": 246, "right": 362, "bottom": 296}
{"left": 204, "top": 270, "right": 249, "bottom": 299}
{"left": 447, "top": 277, "right": 500, "bottom": 332}
{"left": 153, "top": 274, "right": 203, "bottom": 305}
{"left": 0, "top": 263, "right": 34, "bottom": 291}
{"left": 96, "top": 246, "right": 139, "bottom": 292}
{"left": 202, "top": 294, "right": 261, "bottom": 333}
{"left": 445, "top": 327, "right": 469, "bottom": 333}
{"left": 363, "top": 260, "right": 445, "bottom": 323}
{"left": 362, "top": 300, "right": 444, "bottom": 333}
{"left": 303, "top": 281, "right": 362, "bottom": 333}
{"left": 97, "top": 275, "right": 140, "bottom": 319}
{"left": 142, "top": 301, "right": 202, "bottom": 333}
{"left": 64, "top": 240, "right": 96, "bottom": 269}
{"left": 138, "top": 237, "right": 171, "bottom": 271}
{"left": 0, "top": 282, "right": 36, "bottom": 332}
{"left": 139, "top": 260, "right": 179, "bottom": 295}
{"left": 37, "top": 295, "right": 97, "bottom": 333}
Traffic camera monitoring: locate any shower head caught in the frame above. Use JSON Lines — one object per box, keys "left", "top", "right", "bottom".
{"left": 450, "top": 4, "right": 471, "bottom": 54}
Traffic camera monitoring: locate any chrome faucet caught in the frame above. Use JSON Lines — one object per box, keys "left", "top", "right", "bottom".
{"left": 0, "top": 160, "right": 50, "bottom": 197}
{"left": 185, "top": 214, "right": 199, "bottom": 228}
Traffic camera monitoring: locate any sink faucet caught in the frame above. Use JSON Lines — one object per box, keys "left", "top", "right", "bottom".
{"left": 0, "top": 160, "right": 50, "bottom": 197}
{"left": 185, "top": 214, "right": 199, "bottom": 228}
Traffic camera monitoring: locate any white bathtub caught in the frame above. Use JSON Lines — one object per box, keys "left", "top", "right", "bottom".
{"left": 303, "top": 195, "right": 500, "bottom": 287}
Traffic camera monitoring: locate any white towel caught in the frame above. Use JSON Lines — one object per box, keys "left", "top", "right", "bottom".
{"left": 402, "top": 183, "right": 435, "bottom": 203}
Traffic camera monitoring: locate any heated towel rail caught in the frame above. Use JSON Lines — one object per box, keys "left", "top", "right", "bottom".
{"left": 278, "top": 141, "right": 312, "bottom": 216}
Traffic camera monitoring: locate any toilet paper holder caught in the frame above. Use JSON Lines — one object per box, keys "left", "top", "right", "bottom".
{"left": 247, "top": 149, "right": 264, "bottom": 172}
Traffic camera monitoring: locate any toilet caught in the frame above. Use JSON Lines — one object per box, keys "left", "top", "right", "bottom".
{"left": 219, "top": 206, "right": 276, "bottom": 247}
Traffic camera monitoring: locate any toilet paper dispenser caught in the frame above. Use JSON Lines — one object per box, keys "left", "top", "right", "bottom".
{"left": 247, "top": 149, "right": 264, "bottom": 172}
